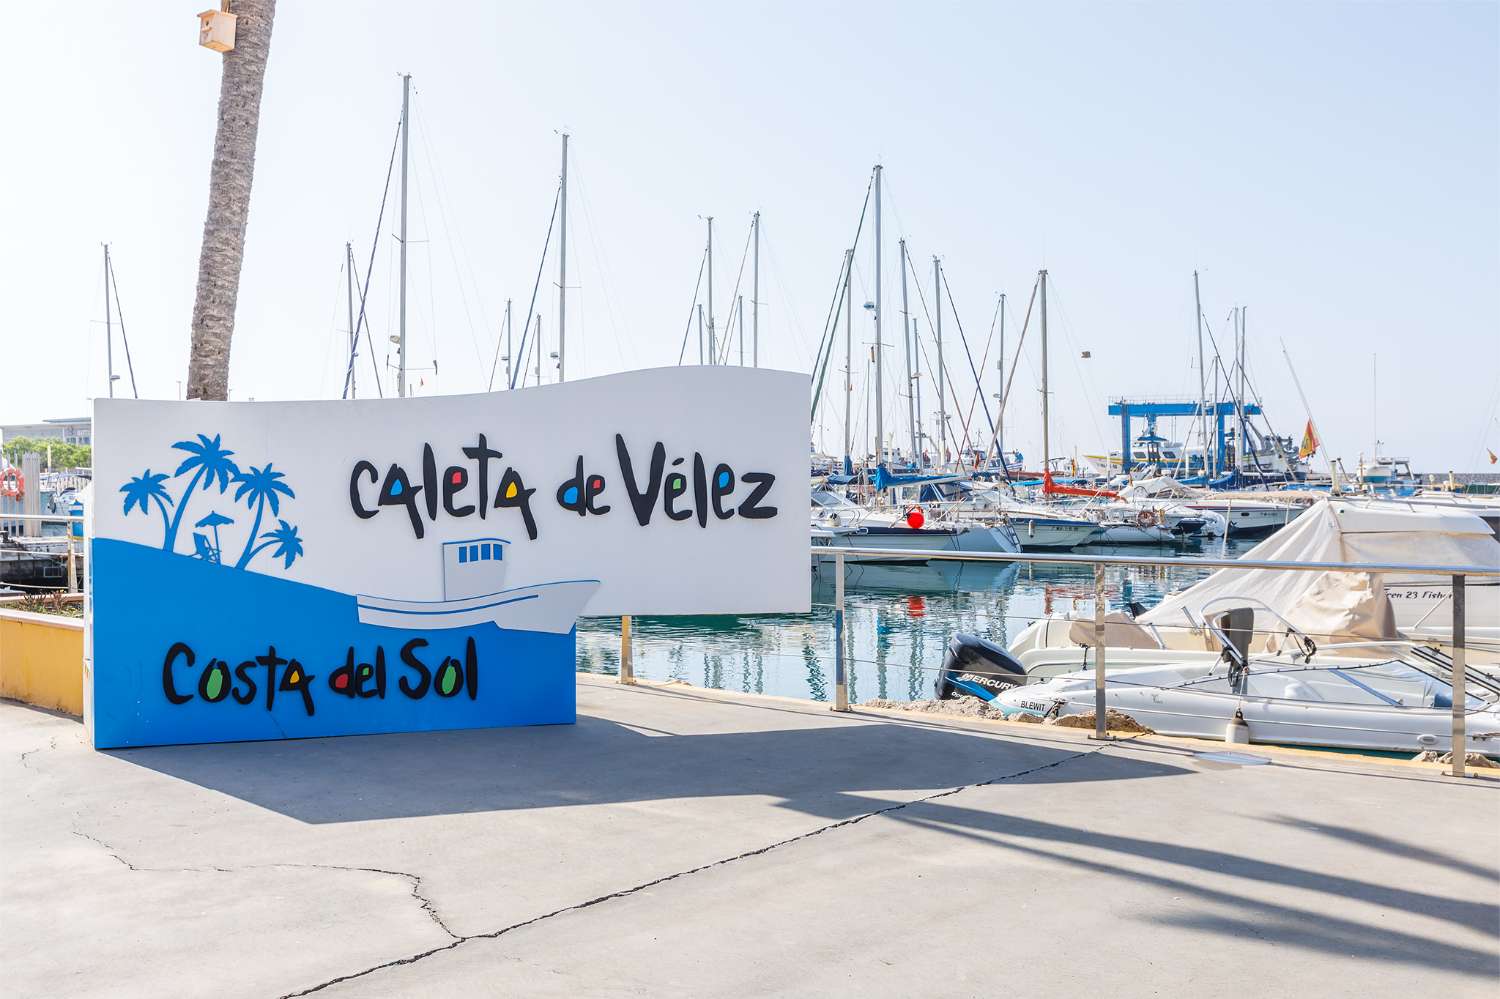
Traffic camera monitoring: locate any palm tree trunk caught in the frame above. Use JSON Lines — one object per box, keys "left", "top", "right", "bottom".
{"left": 187, "top": 0, "right": 277, "bottom": 401}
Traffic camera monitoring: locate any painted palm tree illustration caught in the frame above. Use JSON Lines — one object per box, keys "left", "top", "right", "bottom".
{"left": 164, "top": 433, "right": 240, "bottom": 551}
{"left": 119, "top": 471, "right": 174, "bottom": 533}
{"left": 232, "top": 463, "right": 295, "bottom": 568}
{"left": 244, "top": 519, "right": 304, "bottom": 569}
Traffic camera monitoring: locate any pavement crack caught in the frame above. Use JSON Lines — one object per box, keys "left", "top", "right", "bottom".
{"left": 280, "top": 741, "right": 1112, "bottom": 997}
{"left": 67, "top": 830, "right": 457, "bottom": 940}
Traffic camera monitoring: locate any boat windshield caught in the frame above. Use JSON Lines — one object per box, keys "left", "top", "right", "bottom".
{"left": 811, "top": 490, "right": 860, "bottom": 510}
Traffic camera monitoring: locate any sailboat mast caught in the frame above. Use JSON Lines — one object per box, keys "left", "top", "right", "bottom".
{"left": 899, "top": 239, "right": 915, "bottom": 463}
{"left": 751, "top": 211, "right": 760, "bottom": 367}
{"left": 912, "top": 317, "right": 924, "bottom": 464}
{"left": 843, "top": 248, "right": 853, "bottom": 469}
{"left": 738, "top": 295, "right": 745, "bottom": 366}
{"left": 934, "top": 257, "right": 946, "bottom": 463}
{"left": 535, "top": 314, "right": 543, "bottom": 386}
{"left": 705, "top": 216, "right": 715, "bottom": 364}
{"left": 557, "top": 132, "right": 569, "bottom": 382}
{"left": 397, "top": 72, "right": 411, "bottom": 398}
{"left": 1194, "top": 270, "right": 1207, "bottom": 476}
{"left": 873, "top": 164, "right": 883, "bottom": 467}
{"left": 697, "top": 304, "right": 705, "bottom": 364}
{"left": 346, "top": 242, "right": 357, "bottom": 399}
{"left": 103, "top": 243, "right": 115, "bottom": 399}
{"left": 1040, "top": 268, "right": 1050, "bottom": 479}
{"left": 504, "top": 299, "right": 513, "bottom": 389}
{"left": 997, "top": 293, "right": 1006, "bottom": 462}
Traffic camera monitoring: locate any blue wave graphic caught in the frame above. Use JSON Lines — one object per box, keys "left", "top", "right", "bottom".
{"left": 91, "top": 540, "right": 576, "bottom": 748}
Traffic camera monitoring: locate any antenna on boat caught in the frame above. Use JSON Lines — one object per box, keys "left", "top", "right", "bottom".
{"left": 397, "top": 72, "right": 411, "bottom": 399}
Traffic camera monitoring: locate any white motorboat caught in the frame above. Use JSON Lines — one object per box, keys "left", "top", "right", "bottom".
{"left": 937, "top": 616, "right": 1500, "bottom": 755}
{"left": 919, "top": 481, "right": 1100, "bottom": 550}
{"left": 811, "top": 488, "right": 1020, "bottom": 554}
{"left": 356, "top": 537, "right": 599, "bottom": 634}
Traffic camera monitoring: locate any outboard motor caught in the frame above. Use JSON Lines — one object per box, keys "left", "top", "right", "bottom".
{"left": 935, "top": 633, "right": 1028, "bottom": 701}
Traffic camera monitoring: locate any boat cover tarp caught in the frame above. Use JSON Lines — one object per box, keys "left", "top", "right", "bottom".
{"left": 1141, "top": 500, "right": 1498, "bottom": 646}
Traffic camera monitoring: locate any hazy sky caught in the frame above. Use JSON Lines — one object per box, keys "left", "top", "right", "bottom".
{"left": 3, "top": 1, "right": 1497, "bottom": 470}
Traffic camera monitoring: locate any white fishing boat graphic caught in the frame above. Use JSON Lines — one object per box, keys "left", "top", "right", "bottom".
{"left": 356, "top": 537, "right": 600, "bottom": 634}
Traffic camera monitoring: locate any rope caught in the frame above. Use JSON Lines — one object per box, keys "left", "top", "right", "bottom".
{"left": 495, "top": 181, "right": 562, "bottom": 391}
{"left": 344, "top": 116, "right": 402, "bottom": 400}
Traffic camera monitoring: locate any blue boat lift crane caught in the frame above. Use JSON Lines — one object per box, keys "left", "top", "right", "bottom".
{"left": 1108, "top": 399, "right": 1261, "bottom": 476}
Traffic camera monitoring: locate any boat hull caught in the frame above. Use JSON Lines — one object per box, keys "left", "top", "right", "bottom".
{"left": 357, "top": 579, "right": 601, "bottom": 634}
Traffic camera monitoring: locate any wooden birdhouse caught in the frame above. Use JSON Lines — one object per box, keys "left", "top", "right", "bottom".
{"left": 198, "top": 6, "right": 237, "bottom": 53}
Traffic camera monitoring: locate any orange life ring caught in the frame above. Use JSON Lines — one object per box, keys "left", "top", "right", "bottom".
{"left": 0, "top": 467, "right": 22, "bottom": 499}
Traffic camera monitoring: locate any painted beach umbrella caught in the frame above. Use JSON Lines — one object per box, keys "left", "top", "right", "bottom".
{"left": 195, "top": 510, "right": 235, "bottom": 559}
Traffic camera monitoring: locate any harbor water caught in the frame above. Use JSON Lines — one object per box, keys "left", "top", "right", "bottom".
{"left": 578, "top": 539, "right": 1261, "bottom": 702}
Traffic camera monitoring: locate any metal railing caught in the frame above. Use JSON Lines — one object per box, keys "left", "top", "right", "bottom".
{"left": 796, "top": 544, "right": 1499, "bottom": 779}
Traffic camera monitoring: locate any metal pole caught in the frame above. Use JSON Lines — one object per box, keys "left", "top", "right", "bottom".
{"left": 752, "top": 210, "right": 760, "bottom": 367}
{"left": 103, "top": 244, "right": 114, "bottom": 398}
{"left": 706, "top": 216, "right": 715, "bottom": 364}
{"left": 619, "top": 614, "right": 635, "bottom": 685}
{"left": 697, "top": 303, "right": 705, "bottom": 365}
{"left": 1092, "top": 563, "right": 1109, "bottom": 740}
{"left": 1194, "top": 271, "right": 1207, "bottom": 476}
{"left": 398, "top": 73, "right": 411, "bottom": 398}
{"left": 934, "top": 257, "right": 946, "bottom": 464}
{"left": 738, "top": 295, "right": 745, "bottom": 366}
{"left": 557, "top": 133, "right": 569, "bottom": 382}
{"left": 1450, "top": 574, "right": 1467, "bottom": 777}
{"left": 834, "top": 549, "right": 849, "bottom": 711}
{"left": 1040, "top": 269, "right": 1050, "bottom": 480}
{"left": 346, "top": 242, "right": 357, "bottom": 399}
{"left": 843, "top": 249, "right": 854, "bottom": 470}
{"left": 873, "top": 164, "right": 883, "bottom": 468}
{"left": 535, "top": 314, "right": 543, "bottom": 386}
{"left": 899, "top": 239, "right": 915, "bottom": 463}
{"left": 66, "top": 538, "right": 78, "bottom": 594}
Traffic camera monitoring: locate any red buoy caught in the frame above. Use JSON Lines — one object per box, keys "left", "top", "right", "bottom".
{"left": 906, "top": 506, "right": 925, "bottom": 529}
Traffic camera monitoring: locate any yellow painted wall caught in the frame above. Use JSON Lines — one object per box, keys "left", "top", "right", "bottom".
{"left": 0, "top": 610, "right": 84, "bottom": 716}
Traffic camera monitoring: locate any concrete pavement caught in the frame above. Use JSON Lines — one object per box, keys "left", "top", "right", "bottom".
{"left": 3, "top": 676, "right": 1497, "bottom": 997}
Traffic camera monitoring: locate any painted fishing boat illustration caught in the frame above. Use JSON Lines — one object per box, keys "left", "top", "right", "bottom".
{"left": 356, "top": 537, "right": 599, "bottom": 634}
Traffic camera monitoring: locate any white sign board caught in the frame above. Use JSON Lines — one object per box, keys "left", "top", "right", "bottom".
{"left": 88, "top": 367, "right": 808, "bottom": 747}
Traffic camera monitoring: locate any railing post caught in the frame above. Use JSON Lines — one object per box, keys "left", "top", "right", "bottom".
{"left": 619, "top": 614, "right": 635, "bottom": 685}
{"left": 1091, "top": 562, "right": 1109, "bottom": 740}
{"left": 66, "top": 537, "right": 78, "bottom": 594}
{"left": 834, "top": 549, "right": 849, "bottom": 711}
{"left": 1450, "top": 574, "right": 1466, "bottom": 778}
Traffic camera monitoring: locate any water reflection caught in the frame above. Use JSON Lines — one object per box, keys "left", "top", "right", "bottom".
{"left": 576, "top": 540, "right": 1258, "bottom": 704}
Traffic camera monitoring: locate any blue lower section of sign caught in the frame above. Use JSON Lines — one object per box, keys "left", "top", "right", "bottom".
{"left": 91, "top": 540, "right": 577, "bottom": 748}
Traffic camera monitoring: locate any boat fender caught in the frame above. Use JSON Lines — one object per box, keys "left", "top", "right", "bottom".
{"left": 906, "top": 506, "right": 925, "bottom": 529}
{"left": 0, "top": 468, "right": 21, "bottom": 499}
{"left": 1225, "top": 708, "right": 1251, "bottom": 745}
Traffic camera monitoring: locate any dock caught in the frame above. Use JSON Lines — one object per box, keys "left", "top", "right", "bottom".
{"left": 4, "top": 675, "right": 1496, "bottom": 997}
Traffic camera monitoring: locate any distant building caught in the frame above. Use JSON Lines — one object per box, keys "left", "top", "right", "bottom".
{"left": 0, "top": 417, "right": 92, "bottom": 447}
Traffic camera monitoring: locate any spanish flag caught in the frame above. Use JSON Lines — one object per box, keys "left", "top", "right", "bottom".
{"left": 1298, "top": 419, "right": 1320, "bottom": 459}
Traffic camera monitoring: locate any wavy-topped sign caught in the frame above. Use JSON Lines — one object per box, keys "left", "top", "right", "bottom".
{"left": 87, "top": 367, "right": 808, "bottom": 748}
